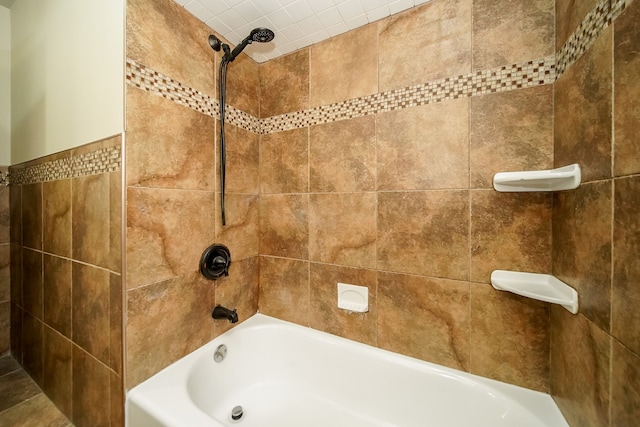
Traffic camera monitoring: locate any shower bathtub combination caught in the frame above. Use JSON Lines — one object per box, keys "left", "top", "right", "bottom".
{"left": 126, "top": 314, "right": 568, "bottom": 427}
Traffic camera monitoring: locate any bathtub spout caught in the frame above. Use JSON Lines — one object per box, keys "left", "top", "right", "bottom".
{"left": 212, "top": 305, "right": 238, "bottom": 323}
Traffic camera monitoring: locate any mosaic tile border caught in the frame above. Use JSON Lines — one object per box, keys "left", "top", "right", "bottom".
{"left": 555, "top": 0, "right": 628, "bottom": 77}
{"left": 9, "top": 145, "right": 121, "bottom": 186}
{"left": 125, "top": 0, "right": 622, "bottom": 136}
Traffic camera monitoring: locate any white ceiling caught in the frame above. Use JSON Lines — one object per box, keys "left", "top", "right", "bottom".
{"left": 174, "top": 0, "right": 432, "bottom": 63}
{"left": 0, "top": 0, "right": 16, "bottom": 9}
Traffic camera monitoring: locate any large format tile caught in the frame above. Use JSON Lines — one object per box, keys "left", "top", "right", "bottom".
{"left": 220, "top": 123, "right": 259, "bottom": 194}
{"left": 10, "top": 244, "right": 22, "bottom": 306}
{"left": 473, "top": 0, "right": 553, "bottom": 69}
{"left": 0, "top": 185, "right": 9, "bottom": 244}
{"left": 43, "top": 327, "right": 72, "bottom": 418}
{"left": 126, "top": 187, "right": 216, "bottom": 289}
{"left": 378, "top": 272, "right": 470, "bottom": 370}
{"left": 72, "top": 174, "right": 111, "bottom": 269}
{"left": 213, "top": 257, "right": 259, "bottom": 336}
{"left": 377, "top": 191, "right": 469, "bottom": 280}
{"left": 72, "top": 263, "right": 111, "bottom": 366}
{"left": 22, "top": 248, "right": 43, "bottom": 320}
{"left": 21, "top": 183, "right": 42, "bottom": 250}
{"left": 126, "top": 272, "right": 216, "bottom": 387}
{"left": 0, "top": 393, "right": 71, "bottom": 427}
{"left": 470, "top": 284, "right": 549, "bottom": 392}
{"left": 259, "top": 194, "right": 308, "bottom": 259}
{"left": 471, "top": 191, "right": 552, "bottom": 283}
{"left": 126, "top": 87, "right": 215, "bottom": 190}
{"left": 379, "top": 0, "right": 471, "bottom": 91}
{"left": 260, "top": 49, "right": 309, "bottom": 118}
{"left": 9, "top": 185, "right": 21, "bottom": 245}
{"left": 126, "top": 0, "right": 215, "bottom": 96}
{"left": 0, "top": 302, "right": 7, "bottom": 354}
{"left": 259, "top": 128, "right": 308, "bottom": 194}
{"left": 611, "top": 339, "right": 640, "bottom": 426}
{"left": 72, "top": 346, "right": 111, "bottom": 427}
{"left": 556, "top": 0, "right": 599, "bottom": 50}
{"left": 309, "top": 263, "right": 377, "bottom": 346}
{"left": 553, "top": 181, "right": 612, "bottom": 331}
{"left": 225, "top": 52, "right": 260, "bottom": 117}
{"left": 310, "top": 24, "right": 378, "bottom": 107}
{"left": 310, "top": 115, "right": 376, "bottom": 192}
{"left": 258, "top": 256, "right": 309, "bottom": 326}
{"left": 43, "top": 255, "right": 72, "bottom": 338}
{"left": 22, "top": 313, "right": 43, "bottom": 387}
{"left": 555, "top": 28, "right": 612, "bottom": 182}
{"left": 309, "top": 193, "right": 376, "bottom": 269}
{"left": 470, "top": 86, "right": 553, "bottom": 188}
{"left": 0, "top": 244, "right": 9, "bottom": 301}
{"left": 0, "top": 370, "right": 41, "bottom": 412}
{"left": 614, "top": 0, "right": 640, "bottom": 176}
{"left": 377, "top": 99, "right": 469, "bottom": 191}
{"left": 214, "top": 193, "right": 259, "bottom": 262}
{"left": 550, "top": 307, "right": 610, "bottom": 427}
{"left": 43, "top": 179, "right": 71, "bottom": 257}
{"left": 613, "top": 176, "right": 640, "bottom": 354}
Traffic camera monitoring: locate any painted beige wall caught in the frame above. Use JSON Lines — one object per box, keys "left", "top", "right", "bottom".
{"left": 10, "top": 0, "right": 124, "bottom": 164}
{"left": 0, "top": 6, "right": 10, "bottom": 165}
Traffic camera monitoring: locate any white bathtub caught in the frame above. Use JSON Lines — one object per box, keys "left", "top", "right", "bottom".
{"left": 127, "top": 314, "right": 568, "bottom": 427}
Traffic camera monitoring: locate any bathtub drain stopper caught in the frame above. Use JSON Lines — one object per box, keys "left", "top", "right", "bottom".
{"left": 231, "top": 405, "right": 244, "bottom": 421}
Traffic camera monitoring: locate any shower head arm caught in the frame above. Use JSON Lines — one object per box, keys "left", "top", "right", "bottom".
{"left": 227, "top": 36, "right": 252, "bottom": 62}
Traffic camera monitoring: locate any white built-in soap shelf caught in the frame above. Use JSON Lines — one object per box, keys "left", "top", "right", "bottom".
{"left": 490, "top": 270, "right": 578, "bottom": 314}
{"left": 493, "top": 163, "right": 581, "bottom": 192}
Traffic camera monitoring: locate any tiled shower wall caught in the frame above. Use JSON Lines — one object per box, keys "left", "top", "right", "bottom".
{"left": 8, "top": 136, "right": 123, "bottom": 426}
{"left": 0, "top": 170, "right": 8, "bottom": 355}
{"left": 550, "top": 0, "right": 640, "bottom": 425}
{"left": 257, "top": 0, "right": 555, "bottom": 392}
{"left": 125, "top": 0, "right": 260, "bottom": 388}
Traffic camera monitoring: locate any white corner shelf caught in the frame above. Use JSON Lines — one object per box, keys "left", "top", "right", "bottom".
{"left": 490, "top": 270, "right": 578, "bottom": 314}
{"left": 493, "top": 163, "right": 581, "bottom": 192}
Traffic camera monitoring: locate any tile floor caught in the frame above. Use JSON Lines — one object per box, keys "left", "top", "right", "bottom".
{"left": 0, "top": 354, "right": 72, "bottom": 427}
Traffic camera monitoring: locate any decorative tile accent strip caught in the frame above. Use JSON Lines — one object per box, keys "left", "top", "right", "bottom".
{"left": 125, "top": 0, "right": 624, "bottom": 135}
{"left": 126, "top": 58, "right": 261, "bottom": 134}
{"left": 261, "top": 56, "right": 556, "bottom": 134}
{"left": 556, "top": 0, "right": 628, "bottom": 77}
{"left": 10, "top": 145, "right": 121, "bottom": 186}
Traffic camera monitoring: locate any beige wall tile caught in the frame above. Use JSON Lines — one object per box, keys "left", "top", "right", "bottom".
{"left": 471, "top": 191, "right": 552, "bottom": 283}
{"left": 379, "top": 0, "right": 471, "bottom": 91}
{"left": 126, "top": 87, "right": 215, "bottom": 190}
{"left": 470, "top": 86, "right": 553, "bottom": 188}
{"left": 473, "top": 0, "right": 553, "bottom": 69}
{"left": 43, "top": 255, "right": 71, "bottom": 339}
{"left": 126, "top": 272, "right": 216, "bottom": 388}
{"left": 110, "top": 274, "right": 123, "bottom": 374}
{"left": 470, "top": 284, "right": 549, "bottom": 392}
{"left": 43, "top": 180, "right": 71, "bottom": 258}
{"left": 310, "top": 24, "right": 378, "bottom": 107}
{"left": 221, "top": 123, "right": 259, "bottom": 194}
{"left": 126, "top": 187, "right": 215, "bottom": 289}
{"left": 22, "top": 249, "right": 43, "bottom": 321}
{"left": 72, "top": 263, "right": 111, "bottom": 366}
{"left": 310, "top": 115, "right": 376, "bottom": 192}
{"left": 555, "top": 29, "right": 612, "bottom": 182}
{"left": 613, "top": 176, "right": 640, "bottom": 354}
{"left": 126, "top": 0, "right": 215, "bottom": 96}
{"left": 309, "top": 193, "right": 376, "bottom": 269}
{"left": 43, "top": 327, "right": 72, "bottom": 418}
{"left": 309, "top": 263, "right": 377, "bottom": 346}
{"left": 550, "top": 307, "right": 610, "bottom": 427}
{"left": 72, "top": 174, "right": 110, "bottom": 269}
{"left": 614, "top": 0, "right": 640, "bottom": 176}
{"left": 72, "top": 346, "right": 111, "bottom": 427}
{"left": 225, "top": 53, "right": 260, "bottom": 118}
{"left": 259, "top": 128, "right": 308, "bottom": 194}
{"left": 213, "top": 257, "right": 259, "bottom": 335}
{"left": 260, "top": 49, "right": 309, "bottom": 118}
{"left": 110, "top": 171, "right": 122, "bottom": 274}
{"left": 377, "top": 99, "right": 469, "bottom": 191}
{"left": 215, "top": 193, "right": 259, "bottom": 261}
{"left": 553, "top": 181, "right": 612, "bottom": 331}
{"left": 611, "top": 339, "right": 640, "bottom": 426}
{"left": 377, "top": 191, "right": 469, "bottom": 280}
{"left": 22, "top": 183, "right": 42, "bottom": 250}
{"left": 259, "top": 256, "right": 309, "bottom": 325}
{"left": 259, "top": 194, "right": 308, "bottom": 259}
{"left": 556, "top": 0, "right": 599, "bottom": 50}
{"left": 378, "top": 272, "right": 470, "bottom": 370}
